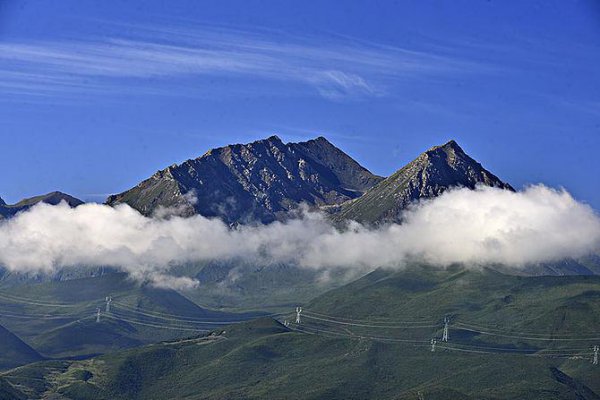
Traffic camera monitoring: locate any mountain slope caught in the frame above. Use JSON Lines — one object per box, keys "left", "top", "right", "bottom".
{"left": 0, "top": 377, "right": 27, "bottom": 400}
{"left": 308, "top": 266, "right": 600, "bottom": 338}
{"left": 7, "top": 269, "right": 599, "bottom": 399}
{"left": 333, "top": 140, "right": 513, "bottom": 224}
{"left": 0, "top": 191, "right": 83, "bottom": 219}
{"left": 106, "top": 136, "right": 383, "bottom": 224}
{"left": 0, "top": 323, "right": 44, "bottom": 370}
{"left": 0, "top": 273, "right": 263, "bottom": 360}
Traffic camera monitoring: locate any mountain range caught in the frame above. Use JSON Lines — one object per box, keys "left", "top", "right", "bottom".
{"left": 104, "top": 136, "right": 511, "bottom": 225}
{"left": 1, "top": 137, "right": 512, "bottom": 225}
{"left": 1, "top": 136, "right": 596, "bottom": 291}
{"left": 0, "top": 136, "right": 599, "bottom": 399}
{"left": 106, "top": 135, "right": 384, "bottom": 224}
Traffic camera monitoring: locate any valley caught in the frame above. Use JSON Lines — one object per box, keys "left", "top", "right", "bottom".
{"left": 0, "top": 267, "right": 598, "bottom": 399}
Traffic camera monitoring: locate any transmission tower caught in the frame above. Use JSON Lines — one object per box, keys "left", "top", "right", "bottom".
{"left": 96, "top": 308, "right": 101, "bottom": 323}
{"left": 442, "top": 316, "right": 449, "bottom": 342}
{"left": 105, "top": 296, "right": 112, "bottom": 313}
{"left": 430, "top": 338, "right": 436, "bottom": 352}
{"left": 417, "top": 391, "right": 425, "bottom": 400}
{"left": 593, "top": 345, "right": 599, "bottom": 365}
{"left": 295, "top": 307, "right": 302, "bottom": 324}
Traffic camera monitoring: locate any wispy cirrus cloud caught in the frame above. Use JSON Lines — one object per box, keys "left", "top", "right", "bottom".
{"left": 0, "top": 24, "right": 492, "bottom": 101}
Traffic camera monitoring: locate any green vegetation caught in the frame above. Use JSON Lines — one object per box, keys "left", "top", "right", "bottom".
{"left": 0, "top": 273, "right": 263, "bottom": 362}
{"left": 1, "top": 267, "right": 598, "bottom": 399}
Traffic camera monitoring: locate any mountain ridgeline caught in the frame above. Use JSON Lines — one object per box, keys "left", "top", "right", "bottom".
{"left": 106, "top": 136, "right": 383, "bottom": 224}
{"left": 0, "top": 191, "right": 83, "bottom": 219}
{"left": 333, "top": 140, "right": 514, "bottom": 224}
{"left": 106, "top": 137, "right": 512, "bottom": 225}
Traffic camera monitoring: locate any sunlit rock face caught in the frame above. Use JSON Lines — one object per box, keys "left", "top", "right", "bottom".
{"left": 333, "top": 140, "right": 513, "bottom": 224}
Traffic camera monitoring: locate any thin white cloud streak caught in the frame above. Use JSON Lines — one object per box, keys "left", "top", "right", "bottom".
{"left": 0, "top": 25, "right": 491, "bottom": 100}
{"left": 0, "top": 185, "right": 598, "bottom": 289}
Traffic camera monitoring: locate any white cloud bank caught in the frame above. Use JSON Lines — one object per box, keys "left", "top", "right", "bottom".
{"left": 0, "top": 185, "right": 599, "bottom": 288}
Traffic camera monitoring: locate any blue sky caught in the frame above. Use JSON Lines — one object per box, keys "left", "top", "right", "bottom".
{"left": 1, "top": 0, "right": 599, "bottom": 208}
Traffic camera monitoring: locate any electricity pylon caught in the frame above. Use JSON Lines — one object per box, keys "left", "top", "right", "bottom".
{"left": 295, "top": 307, "right": 302, "bottom": 324}
{"left": 442, "top": 316, "right": 449, "bottom": 342}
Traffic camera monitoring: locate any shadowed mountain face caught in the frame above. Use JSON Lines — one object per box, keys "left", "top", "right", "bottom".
{"left": 106, "top": 136, "right": 383, "bottom": 224}
{"left": 0, "top": 191, "right": 83, "bottom": 219}
{"left": 332, "top": 140, "right": 514, "bottom": 224}
{"left": 0, "top": 323, "right": 43, "bottom": 370}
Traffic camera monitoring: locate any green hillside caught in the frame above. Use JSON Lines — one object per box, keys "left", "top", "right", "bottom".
{"left": 0, "top": 376, "right": 27, "bottom": 400}
{"left": 176, "top": 261, "right": 349, "bottom": 312}
{"left": 307, "top": 266, "right": 600, "bottom": 339}
{"left": 3, "top": 267, "right": 598, "bottom": 399}
{"left": 3, "top": 318, "right": 598, "bottom": 400}
{"left": 0, "top": 273, "right": 264, "bottom": 361}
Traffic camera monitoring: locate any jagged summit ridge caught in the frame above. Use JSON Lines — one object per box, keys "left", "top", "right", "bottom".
{"left": 106, "top": 135, "right": 384, "bottom": 224}
{"left": 332, "top": 139, "right": 513, "bottom": 224}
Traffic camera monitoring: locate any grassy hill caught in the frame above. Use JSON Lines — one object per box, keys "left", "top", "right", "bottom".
{"left": 176, "top": 261, "right": 350, "bottom": 312}
{"left": 2, "top": 318, "right": 598, "bottom": 400}
{"left": 307, "top": 266, "right": 600, "bottom": 339}
{"left": 0, "top": 376, "right": 27, "bottom": 400}
{"left": 2, "top": 267, "right": 598, "bottom": 399}
{"left": 0, "top": 273, "right": 264, "bottom": 361}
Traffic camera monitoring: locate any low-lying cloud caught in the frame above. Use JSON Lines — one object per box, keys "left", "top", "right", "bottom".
{"left": 0, "top": 185, "right": 599, "bottom": 288}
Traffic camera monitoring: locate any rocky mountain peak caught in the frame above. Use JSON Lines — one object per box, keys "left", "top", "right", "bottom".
{"left": 105, "top": 137, "right": 512, "bottom": 226}
{"left": 106, "top": 135, "right": 383, "bottom": 223}
{"left": 332, "top": 140, "right": 513, "bottom": 224}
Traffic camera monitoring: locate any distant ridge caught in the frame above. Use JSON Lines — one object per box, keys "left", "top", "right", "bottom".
{"left": 0, "top": 191, "right": 83, "bottom": 219}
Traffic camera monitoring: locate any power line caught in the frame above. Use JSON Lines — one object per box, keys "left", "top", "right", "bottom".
{"left": 454, "top": 321, "right": 598, "bottom": 338}
{"left": 454, "top": 325, "right": 600, "bottom": 341}
{"left": 102, "top": 313, "right": 210, "bottom": 332}
{"left": 0, "top": 292, "right": 86, "bottom": 308}
{"left": 301, "top": 309, "right": 599, "bottom": 341}
{"left": 291, "top": 324, "right": 586, "bottom": 358}
{"left": 302, "top": 309, "right": 436, "bottom": 325}
{"left": 0, "top": 311, "right": 94, "bottom": 321}
{"left": 302, "top": 314, "right": 439, "bottom": 329}
{"left": 111, "top": 303, "right": 282, "bottom": 325}
{"left": 0, "top": 308, "right": 95, "bottom": 319}
{"left": 112, "top": 300, "right": 284, "bottom": 321}
{"left": 291, "top": 324, "right": 431, "bottom": 345}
